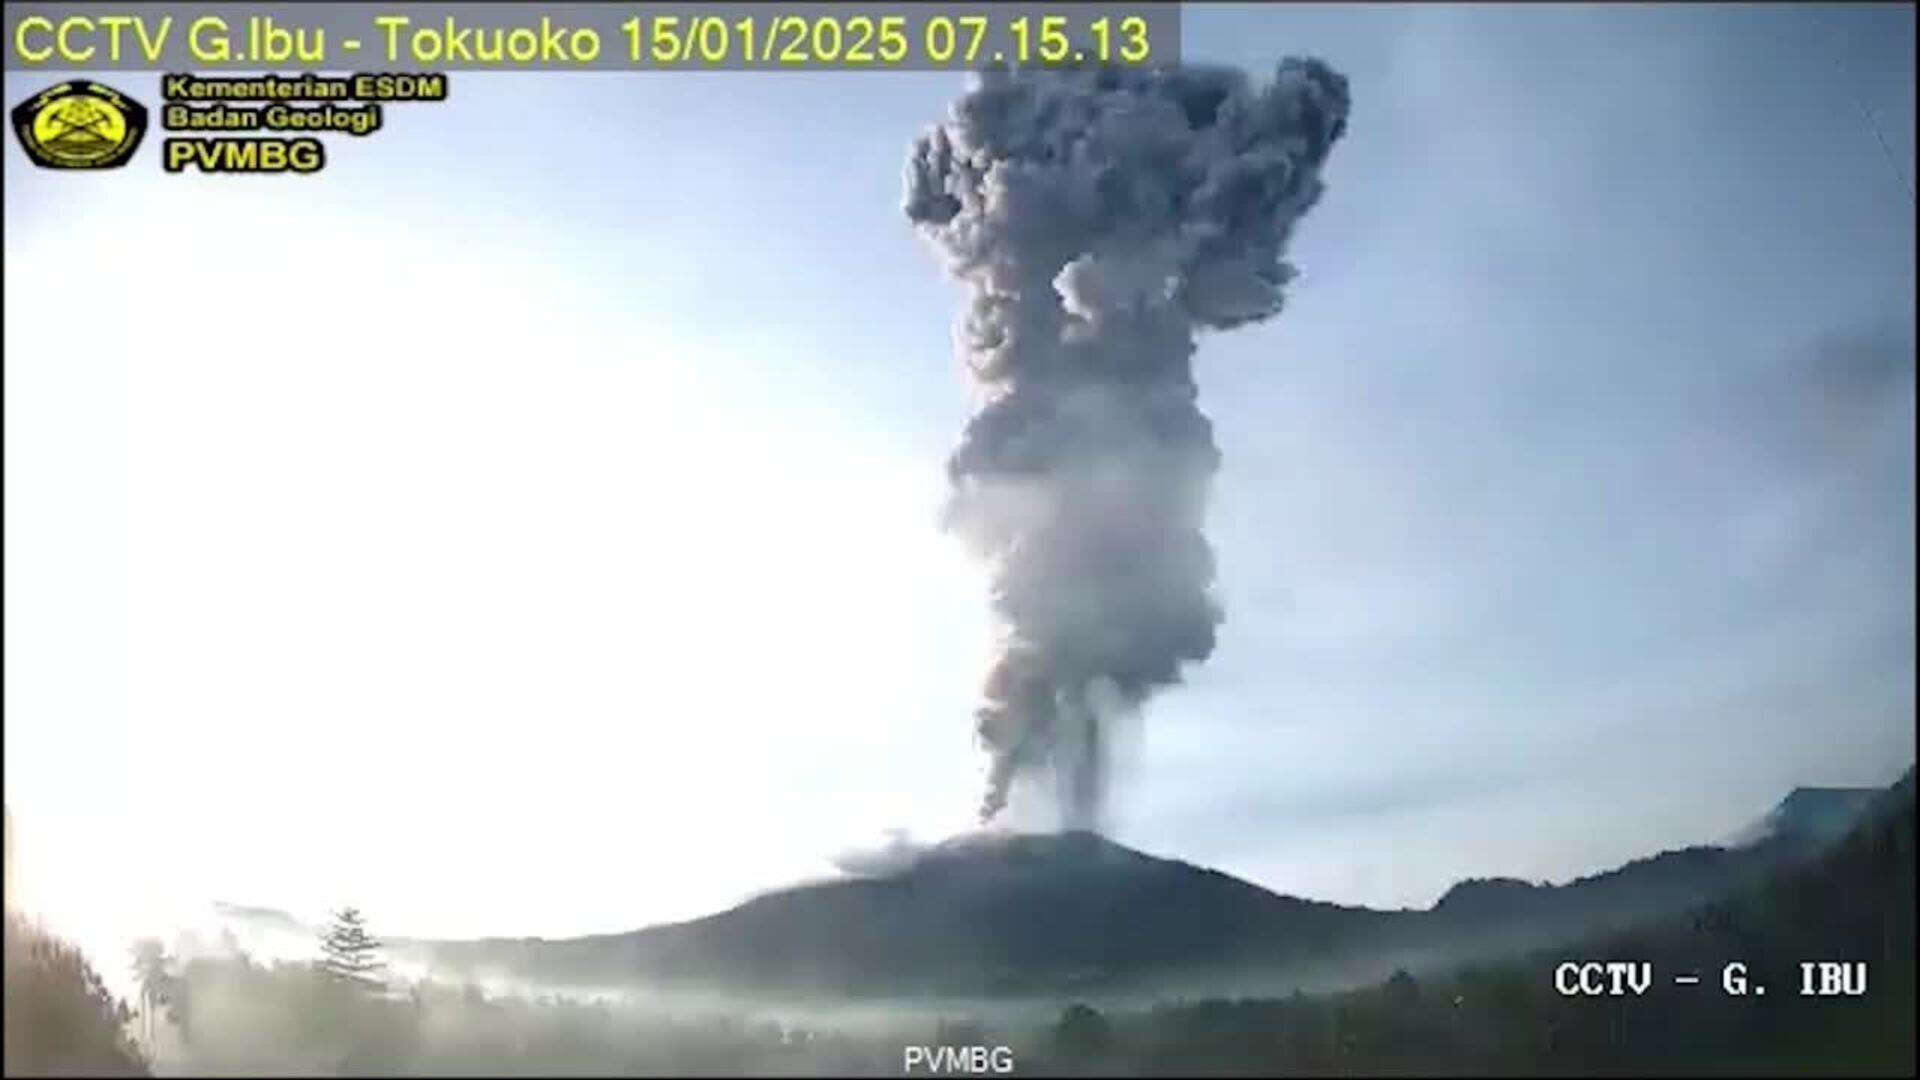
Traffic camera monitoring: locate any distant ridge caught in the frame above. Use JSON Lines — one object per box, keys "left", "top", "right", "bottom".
{"left": 1435, "top": 781, "right": 1889, "bottom": 925}
{"left": 1722, "top": 784, "right": 1883, "bottom": 848}
{"left": 211, "top": 901, "right": 313, "bottom": 936}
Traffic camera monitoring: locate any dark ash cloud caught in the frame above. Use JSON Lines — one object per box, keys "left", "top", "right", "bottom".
{"left": 905, "top": 60, "right": 1351, "bottom": 827}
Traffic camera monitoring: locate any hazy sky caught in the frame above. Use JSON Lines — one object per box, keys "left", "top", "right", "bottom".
{"left": 5, "top": 4, "right": 1914, "bottom": 957}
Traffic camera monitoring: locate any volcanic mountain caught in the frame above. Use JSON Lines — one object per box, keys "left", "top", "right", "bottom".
{"left": 396, "top": 831, "right": 1417, "bottom": 998}
{"left": 214, "top": 775, "right": 1903, "bottom": 1000}
{"left": 385, "top": 777, "right": 1894, "bottom": 999}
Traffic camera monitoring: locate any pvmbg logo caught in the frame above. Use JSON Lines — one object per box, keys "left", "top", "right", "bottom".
{"left": 11, "top": 81, "right": 149, "bottom": 169}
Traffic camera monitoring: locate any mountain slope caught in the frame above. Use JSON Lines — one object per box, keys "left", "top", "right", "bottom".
{"left": 1451, "top": 764, "right": 1916, "bottom": 1073}
{"left": 1721, "top": 785, "right": 1883, "bottom": 848}
{"left": 3, "top": 915, "right": 150, "bottom": 1077}
{"left": 1433, "top": 781, "right": 1886, "bottom": 937}
{"left": 408, "top": 832, "right": 1413, "bottom": 996}
{"left": 1078, "top": 767, "right": 1916, "bottom": 1076}
{"left": 195, "top": 776, "right": 1904, "bottom": 1001}
{"left": 396, "top": 775, "right": 1900, "bottom": 998}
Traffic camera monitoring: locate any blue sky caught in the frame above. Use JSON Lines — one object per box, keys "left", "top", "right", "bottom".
{"left": 4, "top": 4, "right": 1913, "bottom": 952}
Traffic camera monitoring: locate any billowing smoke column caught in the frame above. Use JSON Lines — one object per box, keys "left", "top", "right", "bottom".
{"left": 904, "top": 59, "right": 1350, "bottom": 828}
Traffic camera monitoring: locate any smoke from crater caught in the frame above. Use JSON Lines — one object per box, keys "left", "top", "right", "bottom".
{"left": 904, "top": 59, "right": 1351, "bottom": 827}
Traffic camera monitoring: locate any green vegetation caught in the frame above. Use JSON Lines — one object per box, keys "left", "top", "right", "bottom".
{"left": 318, "top": 906, "right": 388, "bottom": 993}
{"left": 1023, "top": 771, "right": 1914, "bottom": 1076}
{"left": 3, "top": 913, "right": 149, "bottom": 1076}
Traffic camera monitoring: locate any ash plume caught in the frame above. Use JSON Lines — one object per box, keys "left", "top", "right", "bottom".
{"left": 904, "top": 60, "right": 1351, "bottom": 827}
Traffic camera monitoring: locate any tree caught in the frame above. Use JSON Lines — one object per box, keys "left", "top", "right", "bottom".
{"left": 128, "top": 938, "right": 177, "bottom": 1048}
{"left": 318, "top": 907, "right": 387, "bottom": 993}
{"left": 5, "top": 913, "right": 148, "bottom": 1075}
{"left": 1053, "top": 1002, "right": 1113, "bottom": 1060}
{"left": 1386, "top": 967, "right": 1421, "bottom": 1008}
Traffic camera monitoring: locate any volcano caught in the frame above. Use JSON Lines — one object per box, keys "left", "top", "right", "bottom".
{"left": 201, "top": 775, "right": 1912, "bottom": 1002}
{"left": 385, "top": 790, "right": 1889, "bottom": 1001}
{"left": 402, "top": 831, "right": 1412, "bottom": 998}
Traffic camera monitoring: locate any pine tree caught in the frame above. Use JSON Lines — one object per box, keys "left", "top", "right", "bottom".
{"left": 127, "top": 939, "right": 175, "bottom": 1049}
{"left": 317, "top": 907, "right": 386, "bottom": 994}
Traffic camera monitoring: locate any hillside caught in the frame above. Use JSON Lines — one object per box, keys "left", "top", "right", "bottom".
{"left": 1722, "top": 785, "right": 1886, "bottom": 848}
{"left": 385, "top": 780, "right": 1893, "bottom": 999}
{"left": 405, "top": 831, "right": 1413, "bottom": 996}
{"left": 3, "top": 807, "right": 149, "bottom": 1077}
{"left": 1051, "top": 767, "right": 1916, "bottom": 1076}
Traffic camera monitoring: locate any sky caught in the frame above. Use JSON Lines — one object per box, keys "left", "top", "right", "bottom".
{"left": 4, "top": 3, "right": 1915, "bottom": 964}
